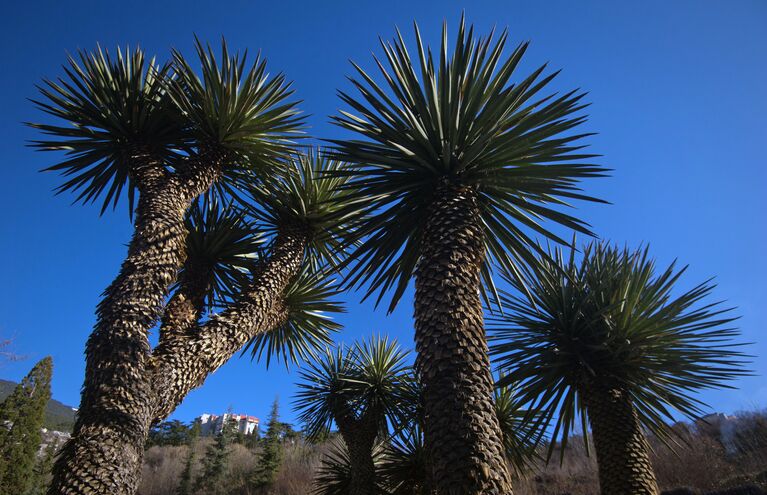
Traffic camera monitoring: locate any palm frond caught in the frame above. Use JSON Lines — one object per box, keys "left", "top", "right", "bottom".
{"left": 329, "top": 15, "right": 607, "bottom": 311}
{"left": 294, "top": 346, "right": 357, "bottom": 441}
{"left": 350, "top": 336, "right": 414, "bottom": 435}
{"left": 494, "top": 380, "right": 545, "bottom": 472}
{"left": 294, "top": 336, "right": 414, "bottom": 441}
{"left": 246, "top": 148, "right": 358, "bottom": 269}
{"left": 489, "top": 241, "right": 750, "bottom": 460}
{"left": 378, "top": 425, "right": 433, "bottom": 495}
{"left": 168, "top": 38, "right": 304, "bottom": 187}
{"left": 182, "top": 196, "right": 264, "bottom": 308}
{"left": 312, "top": 440, "right": 388, "bottom": 495}
{"left": 29, "top": 45, "right": 185, "bottom": 214}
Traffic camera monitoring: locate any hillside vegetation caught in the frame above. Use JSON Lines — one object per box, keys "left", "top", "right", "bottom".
{"left": 0, "top": 379, "right": 75, "bottom": 432}
{"left": 138, "top": 410, "right": 767, "bottom": 495}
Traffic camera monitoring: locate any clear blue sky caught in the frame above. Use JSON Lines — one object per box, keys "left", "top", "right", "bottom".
{"left": 1, "top": 0, "right": 765, "bottom": 427}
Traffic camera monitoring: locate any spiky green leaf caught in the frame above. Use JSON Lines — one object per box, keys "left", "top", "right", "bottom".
{"left": 329, "top": 15, "right": 607, "bottom": 311}
{"left": 489, "top": 241, "right": 750, "bottom": 461}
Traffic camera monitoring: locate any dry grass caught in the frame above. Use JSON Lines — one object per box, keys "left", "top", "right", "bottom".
{"left": 513, "top": 410, "right": 767, "bottom": 495}
{"left": 139, "top": 410, "right": 767, "bottom": 495}
{"left": 140, "top": 444, "right": 188, "bottom": 495}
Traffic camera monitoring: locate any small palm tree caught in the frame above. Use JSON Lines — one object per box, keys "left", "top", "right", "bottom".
{"left": 32, "top": 41, "right": 302, "bottom": 495}
{"left": 150, "top": 149, "right": 352, "bottom": 423}
{"left": 295, "top": 336, "right": 413, "bottom": 495}
{"left": 489, "top": 242, "right": 749, "bottom": 495}
{"left": 330, "top": 15, "right": 606, "bottom": 493}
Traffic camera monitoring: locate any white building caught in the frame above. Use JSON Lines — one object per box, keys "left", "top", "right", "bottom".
{"left": 198, "top": 413, "right": 259, "bottom": 436}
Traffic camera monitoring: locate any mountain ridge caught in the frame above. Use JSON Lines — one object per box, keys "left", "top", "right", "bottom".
{"left": 0, "top": 378, "right": 76, "bottom": 432}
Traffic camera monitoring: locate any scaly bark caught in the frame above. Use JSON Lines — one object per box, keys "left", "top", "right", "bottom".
{"left": 334, "top": 403, "right": 380, "bottom": 495}
{"left": 158, "top": 260, "right": 213, "bottom": 344}
{"left": 149, "top": 226, "right": 308, "bottom": 422}
{"left": 584, "top": 385, "right": 660, "bottom": 495}
{"left": 414, "top": 184, "right": 513, "bottom": 495}
{"left": 49, "top": 151, "right": 222, "bottom": 495}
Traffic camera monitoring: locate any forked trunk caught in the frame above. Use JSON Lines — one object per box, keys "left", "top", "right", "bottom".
{"left": 158, "top": 260, "right": 213, "bottom": 343}
{"left": 414, "top": 184, "right": 513, "bottom": 495}
{"left": 48, "top": 153, "right": 221, "bottom": 495}
{"left": 584, "top": 384, "right": 660, "bottom": 495}
{"left": 149, "top": 225, "right": 308, "bottom": 422}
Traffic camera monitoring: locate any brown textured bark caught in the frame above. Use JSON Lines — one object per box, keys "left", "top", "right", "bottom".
{"left": 334, "top": 403, "right": 380, "bottom": 495}
{"left": 48, "top": 151, "right": 222, "bottom": 495}
{"left": 158, "top": 260, "right": 213, "bottom": 344}
{"left": 584, "top": 385, "right": 660, "bottom": 495}
{"left": 149, "top": 226, "right": 308, "bottom": 423}
{"left": 414, "top": 184, "right": 513, "bottom": 495}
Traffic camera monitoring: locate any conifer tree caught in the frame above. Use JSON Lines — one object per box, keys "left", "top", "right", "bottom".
{"left": 0, "top": 357, "right": 53, "bottom": 495}
{"left": 250, "top": 398, "right": 283, "bottom": 490}
{"left": 26, "top": 442, "right": 56, "bottom": 495}
{"left": 195, "top": 414, "right": 236, "bottom": 495}
{"left": 176, "top": 421, "right": 200, "bottom": 495}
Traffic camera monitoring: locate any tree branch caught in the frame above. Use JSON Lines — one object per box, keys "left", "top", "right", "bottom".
{"left": 148, "top": 227, "right": 308, "bottom": 422}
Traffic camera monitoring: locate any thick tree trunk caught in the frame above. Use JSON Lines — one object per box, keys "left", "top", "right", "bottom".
{"left": 584, "top": 385, "right": 660, "bottom": 495}
{"left": 414, "top": 184, "right": 513, "bottom": 495}
{"left": 335, "top": 406, "right": 380, "bottom": 495}
{"left": 48, "top": 153, "right": 221, "bottom": 495}
{"left": 149, "top": 226, "right": 308, "bottom": 422}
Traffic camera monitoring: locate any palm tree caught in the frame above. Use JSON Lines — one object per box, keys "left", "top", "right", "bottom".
{"left": 149, "top": 149, "right": 353, "bottom": 424}
{"left": 295, "top": 336, "right": 413, "bottom": 495}
{"left": 489, "top": 242, "right": 749, "bottom": 495}
{"left": 329, "top": 15, "right": 606, "bottom": 493}
{"left": 32, "top": 41, "right": 302, "bottom": 494}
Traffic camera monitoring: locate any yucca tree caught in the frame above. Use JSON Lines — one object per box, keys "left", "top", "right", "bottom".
{"left": 489, "top": 242, "right": 749, "bottom": 495}
{"left": 149, "top": 149, "right": 352, "bottom": 423}
{"left": 329, "top": 15, "right": 606, "bottom": 493}
{"left": 296, "top": 336, "right": 413, "bottom": 495}
{"left": 158, "top": 197, "right": 264, "bottom": 342}
{"left": 32, "top": 41, "right": 302, "bottom": 495}
{"left": 150, "top": 195, "right": 343, "bottom": 419}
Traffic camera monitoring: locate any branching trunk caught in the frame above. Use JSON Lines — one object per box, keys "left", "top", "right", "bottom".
{"left": 414, "top": 184, "right": 513, "bottom": 495}
{"left": 48, "top": 152, "right": 221, "bottom": 495}
{"left": 584, "top": 385, "right": 660, "bottom": 495}
{"left": 149, "top": 226, "right": 308, "bottom": 422}
{"left": 158, "top": 260, "right": 213, "bottom": 344}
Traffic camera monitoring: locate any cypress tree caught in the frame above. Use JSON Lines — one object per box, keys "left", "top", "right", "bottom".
{"left": 250, "top": 397, "right": 283, "bottom": 490}
{"left": 0, "top": 357, "right": 53, "bottom": 495}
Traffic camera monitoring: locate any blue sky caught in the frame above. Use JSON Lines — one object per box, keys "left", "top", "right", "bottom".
{"left": 1, "top": 0, "right": 765, "bottom": 427}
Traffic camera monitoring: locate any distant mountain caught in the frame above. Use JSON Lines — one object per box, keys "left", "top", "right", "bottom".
{"left": 0, "top": 378, "right": 76, "bottom": 432}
